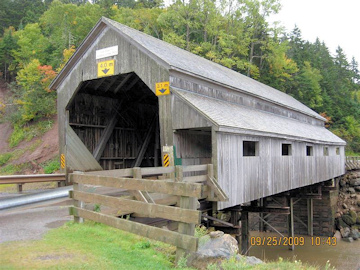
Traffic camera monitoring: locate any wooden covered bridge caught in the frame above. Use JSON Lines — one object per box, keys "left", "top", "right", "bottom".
{"left": 50, "top": 17, "right": 346, "bottom": 256}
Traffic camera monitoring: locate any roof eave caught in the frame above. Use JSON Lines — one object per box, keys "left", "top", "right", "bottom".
{"left": 169, "top": 66, "right": 326, "bottom": 122}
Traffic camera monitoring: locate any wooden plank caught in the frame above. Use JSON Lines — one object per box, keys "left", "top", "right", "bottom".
{"left": 71, "top": 207, "right": 198, "bottom": 252}
{"left": 86, "top": 168, "right": 133, "bottom": 177}
{"left": 207, "top": 176, "right": 228, "bottom": 201}
{"left": 182, "top": 164, "right": 208, "bottom": 173}
{"left": 73, "top": 190, "right": 201, "bottom": 224}
{"left": 183, "top": 175, "right": 207, "bottom": 183}
{"left": 113, "top": 73, "right": 133, "bottom": 94}
{"left": 131, "top": 167, "right": 154, "bottom": 204}
{"left": 140, "top": 166, "right": 175, "bottom": 175}
{"left": 71, "top": 174, "right": 205, "bottom": 198}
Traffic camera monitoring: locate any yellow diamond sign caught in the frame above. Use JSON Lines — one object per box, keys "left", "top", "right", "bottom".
{"left": 155, "top": 81, "right": 170, "bottom": 96}
{"left": 97, "top": 60, "right": 115, "bottom": 77}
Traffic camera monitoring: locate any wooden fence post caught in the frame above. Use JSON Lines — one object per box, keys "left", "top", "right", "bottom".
{"left": 175, "top": 165, "right": 197, "bottom": 264}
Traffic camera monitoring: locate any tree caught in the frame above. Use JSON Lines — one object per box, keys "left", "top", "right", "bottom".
{"left": 15, "top": 59, "right": 57, "bottom": 123}
{"left": 0, "top": 27, "right": 18, "bottom": 81}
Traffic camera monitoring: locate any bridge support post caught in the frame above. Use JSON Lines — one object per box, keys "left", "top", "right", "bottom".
{"left": 307, "top": 198, "right": 313, "bottom": 236}
{"left": 287, "top": 197, "right": 294, "bottom": 250}
{"left": 241, "top": 211, "right": 249, "bottom": 255}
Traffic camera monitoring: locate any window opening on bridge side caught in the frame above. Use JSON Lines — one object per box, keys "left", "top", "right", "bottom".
{"left": 306, "top": 145, "right": 313, "bottom": 156}
{"left": 323, "top": 147, "right": 329, "bottom": 156}
{"left": 243, "top": 141, "right": 259, "bottom": 156}
{"left": 282, "top": 143, "right": 292, "bottom": 156}
{"left": 336, "top": 147, "right": 340, "bottom": 155}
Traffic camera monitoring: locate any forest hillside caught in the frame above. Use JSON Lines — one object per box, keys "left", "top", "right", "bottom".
{"left": 0, "top": 0, "right": 359, "bottom": 175}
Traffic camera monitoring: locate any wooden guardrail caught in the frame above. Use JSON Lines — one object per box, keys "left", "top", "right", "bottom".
{"left": 346, "top": 156, "right": 360, "bottom": 170}
{"left": 68, "top": 164, "right": 228, "bottom": 261}
{"left": 0, "top": 174, "right": 66, "bottom": 192}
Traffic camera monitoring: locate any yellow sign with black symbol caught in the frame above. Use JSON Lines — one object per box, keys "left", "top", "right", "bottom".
{"left": 97, "top": 59, "right": 115, "bottom": 77}
{"left": 155, "top": 81, "right": 170, "bottom": 96}
{"left": 163, "top": 154, "right": 170, "bottom": 167}
{"left": 60, "top": 154, "right": 66, "bottom": 169}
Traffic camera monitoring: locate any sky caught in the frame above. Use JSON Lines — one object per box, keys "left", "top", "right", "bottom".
{"left": 270, "top": 0, "right": 360, "bottom": 64}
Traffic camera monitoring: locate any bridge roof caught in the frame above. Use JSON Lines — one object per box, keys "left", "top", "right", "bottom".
{"left": 52, "top": 17, "right": 325, "bottom": 122}
{"left": 174, "top": 89, "right": 345, "bottom": 145}
{"left": 103, "top": 17, "right": 324, "bottom": 121}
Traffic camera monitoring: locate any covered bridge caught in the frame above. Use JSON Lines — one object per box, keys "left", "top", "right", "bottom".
{"left": 51, "top": 17, "right": 345, "bottom": 211}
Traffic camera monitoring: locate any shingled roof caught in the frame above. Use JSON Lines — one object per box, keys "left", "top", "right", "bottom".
{"left": 102, "top": 17, "right": 324, "bottom": 121}
{"left": 52, "top": 17, "right": 325, "bottom": 122}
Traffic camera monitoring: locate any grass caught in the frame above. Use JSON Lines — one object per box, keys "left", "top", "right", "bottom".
{"left": 0, "top": 221, "right": 330, "bottom": 270}
{"left": 0, "top": 221, "right": 175, "bottom": 270}
{"left": 41, "top": 158, "right": 60, "bottom": 174}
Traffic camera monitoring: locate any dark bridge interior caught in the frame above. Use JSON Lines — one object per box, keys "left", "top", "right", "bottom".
{"left": 67, "top": 72, "right": 160, "bottom": 170}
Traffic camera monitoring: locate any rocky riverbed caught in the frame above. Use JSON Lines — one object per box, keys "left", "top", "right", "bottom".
{"left": 335, "top": 170, "right": 360, "bottom": 242}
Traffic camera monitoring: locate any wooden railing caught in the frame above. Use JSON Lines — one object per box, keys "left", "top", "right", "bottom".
{"left": 68, "top": 164, "right": 228, "bottom": 260}
{"left": 346, "top": 156, "right": 360, "bottom": 170}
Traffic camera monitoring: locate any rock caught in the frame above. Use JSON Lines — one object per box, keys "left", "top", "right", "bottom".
{"left": 355, "top": 186, "right": 360, "bottom": 192}
{"left": 349, "top": 179, "right": 360, "bottom": 186}
{"left": 243, "top": 255, "right": 263, "bottom": 265}
{"left": 187, "top": 233, "right": 240, "bottom": 269}
{"left": 342, "top": 237, "right": 354, "bottom": 243}
{"left": 357, "top": 216, "right": 360, "bottom": 225}
{"left": 340, "top": 179, "right": 347, "bottom": 187}
{"left": 336, "top": 217, "right": 349, "bottom": 229}
{"left": 348, "top": 187, "right": 356, "bottom": 194}
{"left": 340, "top": 227, "right": 351, "bottom": 238}
{"left": 342, "top": 203, "right": 348, "bottom": 209}
{"left": 350, "top": 229, "right": 360, "bottom": 240}
{"left": 209, "top": 231, "right": 224, "bottom": 239}
{"left": 358, "top": 200, "right": 360, "bottom": 207}
{"left": 342, "top": 211, "right": 357, "bottom": 226}
{"left": 350, "top": 194, "right": 357, "bottom": 199}
{"left": 334, "top": 230, "right": 342, "bottom": 241}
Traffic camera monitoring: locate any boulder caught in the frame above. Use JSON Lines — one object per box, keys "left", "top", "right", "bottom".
{"left": 348, "top": 187, "right": 356, "bottom": 194}
{"left": 350, "top": 229, "right": 360, "bottom": 240}
{"left": 349, "top": 179, "right": 360, "bottom": 186}
{"left": 342, "top": 237, "right": 354, "bottom": 243}
{"left": 336, "top": 217, "right": 349, "bottom": 229}
{"left": 355, "top": 186, "right": 360, "bottom": 192}
{"left": 334, "top": 230, "right": 342, "bottom": 241}
{"left": 342, "top": 211, "right": 357, "bottom": 226}
{"left": 340, "top": 227, "right": 351, "bottom": 238}
{"left": 186, "top": 231, "right": 262, "bottom": 269}
{"left": 357, "top": 216, "right": 360, "bottom": 225}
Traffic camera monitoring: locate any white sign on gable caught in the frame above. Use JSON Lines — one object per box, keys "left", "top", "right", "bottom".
{"left": 96, "top": 45, "right": 118, "bottom": 60}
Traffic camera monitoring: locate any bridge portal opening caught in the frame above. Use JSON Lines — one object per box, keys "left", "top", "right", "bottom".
{"left": 67, "top": 72, "right": 160, "bottom": 170}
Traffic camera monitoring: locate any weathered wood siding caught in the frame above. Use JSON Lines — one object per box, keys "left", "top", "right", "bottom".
{"left": 217, "top": 133, "right": 345, "bottom": 209}
{"left": 169, "top": 72, "right": 324, "bottom": 127}
{"left": 66, "top": 126, "right": 102, "bottom": 171}
{"left": 57, "top": 26, "right": 170, "bottom": 172}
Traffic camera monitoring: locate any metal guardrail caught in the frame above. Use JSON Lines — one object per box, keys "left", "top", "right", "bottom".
{"left": 0, "top": 174, "right": 66, "bottom": 184}
{"left": 0, "top": 174, "right": 66, "bottom": 191}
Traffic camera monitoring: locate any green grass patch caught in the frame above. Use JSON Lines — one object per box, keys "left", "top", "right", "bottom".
{"left": 0, "top": 162, "right": 31, "bottom": 175}
{"left": 0, "top": 221, "right": 175, "bottom": 270}
{"left": 0, "top": 152, "right": 13, "bottom": 165}
{"left": 41, "top": 158, "right": 60, "bottom": 174}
